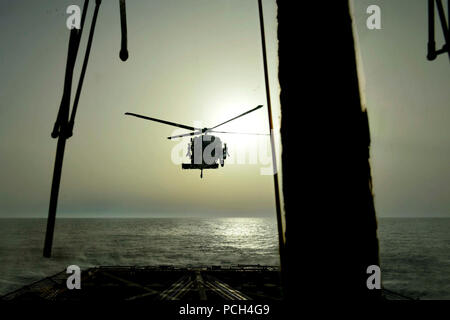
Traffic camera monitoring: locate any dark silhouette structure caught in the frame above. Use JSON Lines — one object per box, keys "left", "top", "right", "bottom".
{"left": 44, "top": 0, "right": 129, "bottom": 258}
{"left": 257, "top": 0, "right": 285, "bottom": 288}
{"left": 277, "top": 2, "right": 381, "bottom": 300}
{"left": 125, "top": 106, "right": 267, "bottom": 178}
{"left": 42, "top": 0, "right": 381, "bottom": 302}
{"left": 427, "top": 0, "right": 449, "bottom": 61}
{"left": 119, "top": 0, "right": 129, "bottom": 61}
{"left": 2, "top": 266, "right": 282, "bottom": 302}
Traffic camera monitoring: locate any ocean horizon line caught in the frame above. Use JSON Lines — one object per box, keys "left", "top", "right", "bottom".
{"left": 0, "top": 215, "right": 277, "bottom": 219}
{"left": 0, "top": 215, "right": 449, "bottom": 219}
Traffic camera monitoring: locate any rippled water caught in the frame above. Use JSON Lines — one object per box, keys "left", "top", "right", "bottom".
{"left": 0, "top": 218, "right": 279, "bottom": 295}
{"left": 0, "top": 217, "right": 448, "bottom": 299}
{"left": 378, "top": 218, "right": 450, "bottom": 300}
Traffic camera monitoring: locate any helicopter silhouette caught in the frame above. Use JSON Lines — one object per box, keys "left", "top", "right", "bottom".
{"left": 125, "top": 105, "right": 268, "bottom": 178}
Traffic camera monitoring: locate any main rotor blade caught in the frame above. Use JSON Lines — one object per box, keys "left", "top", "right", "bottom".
{"left": 125, "top": 112, "right": 200, "bottom": 131}
{"left": 210, "top": 105, "right": 263, "bottom": 130}
{"left": 167, "top": 131, "right": 203, "bottom": 140}
{"left": 209, "top": 130, "right": 269, "bottom": 136}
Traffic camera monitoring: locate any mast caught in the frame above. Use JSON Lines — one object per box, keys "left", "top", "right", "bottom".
{"left": 44, "top": 0, "right": 128, "bottom": 257}
{"left": 257, "top": 0, "right": 285, "bottom": 279}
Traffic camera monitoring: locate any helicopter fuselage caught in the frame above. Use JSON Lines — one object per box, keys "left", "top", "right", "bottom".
{"left": 182, "top": 134, "right": 228, "bottom": 174}
{"left": 125, "top": 105, "right": 263, "bottom": 178}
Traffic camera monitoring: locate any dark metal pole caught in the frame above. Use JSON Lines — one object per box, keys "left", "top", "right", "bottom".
{"left": 435, "top": 0, "right": 450, "bottom": 61}
{"left": 69, "top": 0, "right": 103, "bottom": 136}
{"left": 44, "top": 30, "right": 80, "bottom": 258}
{"left": 43, "top": 134, "right": 68, "bottom": 257}
{"left": 427, "top": 0, "right": 436, "bottom": 60}
{"left": 44, "top": 0, "right": 93, "bottom": 257}
{"left": 257, "top": 0, "right": 285, "bottom": 271}
{"left": 119, "top": 0, "right": 129, "bottom": 61}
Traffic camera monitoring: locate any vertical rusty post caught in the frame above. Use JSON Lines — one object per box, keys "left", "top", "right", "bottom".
{"left": 257, "top": 0, "right": 285, "bottom": 284}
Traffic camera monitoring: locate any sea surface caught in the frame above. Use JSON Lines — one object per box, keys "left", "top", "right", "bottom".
{"left": 0, "top": 217, "right": 449, "bottom": 299}
{"left": 377, "top": 218, "right": 450, "bottom": 300}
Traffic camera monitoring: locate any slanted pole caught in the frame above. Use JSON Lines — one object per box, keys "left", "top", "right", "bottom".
{"left": 257, "top": 0, "right": 285, "bottom": 278}
{"left": 43, "top": 28, "right": 81, "bottom": 258}
{"left": 44, "top": 0, "right": 102, "bottom": 257}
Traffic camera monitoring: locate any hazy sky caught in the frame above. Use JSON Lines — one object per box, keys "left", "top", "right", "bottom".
{"left": 0, "top": 0, "right": 280, "bottom": 218}
{"left": 0, "top": 1, "right": 449, "bottom": 218}
{"left": 352, "top": 0, "right": 450, "bottom": 217}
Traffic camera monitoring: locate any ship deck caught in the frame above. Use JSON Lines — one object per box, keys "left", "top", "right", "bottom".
{"left": 1, "top": 265, "right": 283, "bottom": 302}
{"left": 1, "top": 265, "right": 414, "bottom": 302}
